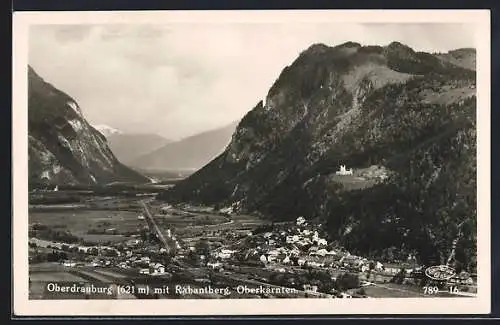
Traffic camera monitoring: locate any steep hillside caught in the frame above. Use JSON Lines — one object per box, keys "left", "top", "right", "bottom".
{"left": 105, "top": 132, "right": 171, "bottom": 164}
{"left": 28, "top": 66, "right": 149, "bottom": 186}
{"left": 162, "top": 42, "right": 477, "bottom": 270}
{"left": 130, "top": 121, "right": 238, "bottom": 171}
{"left": 436, "top": 48, "right": 476, "bottom": 71}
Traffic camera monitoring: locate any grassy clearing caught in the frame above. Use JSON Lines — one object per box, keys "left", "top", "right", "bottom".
{"left": 362, "top": 284, "right": 427, "bottom": 298}
{"left": 30, "top": 210, "right": 145, "bottom": 243}
{"left": 92, "top": 268, "right": 128, "bottom": 279}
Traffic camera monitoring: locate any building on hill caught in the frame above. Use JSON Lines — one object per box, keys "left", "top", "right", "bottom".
{"left": 336, "top": 165, "right": 353, "bottom": 176}
{"left": 296, "top": 216, "right": 306, "bottom": 226}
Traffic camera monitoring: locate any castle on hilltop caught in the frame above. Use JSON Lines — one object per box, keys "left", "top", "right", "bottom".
{"left": 336, "top": 164, "right": 353, "bottom": 176}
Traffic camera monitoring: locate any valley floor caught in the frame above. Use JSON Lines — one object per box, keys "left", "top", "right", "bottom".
{"left": 28, "top": 190, "right": 476, "bottom": 300}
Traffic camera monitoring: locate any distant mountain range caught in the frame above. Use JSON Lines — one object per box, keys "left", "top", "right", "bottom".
{"left": 129, "top": 121, "right": 239, "bottom": 172}
{"left": 28, "top": 66, "right": 149, "bottom": 186}
{"left": 101, "top": 132, "right": 172, "bottom": 164}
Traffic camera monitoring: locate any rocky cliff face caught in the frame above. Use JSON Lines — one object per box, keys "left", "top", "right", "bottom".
{"left": 28, "top": 66, "right": 148, "bottom": 186}
{"left": 163, "top": 42, "right": 477, "bottom": 270}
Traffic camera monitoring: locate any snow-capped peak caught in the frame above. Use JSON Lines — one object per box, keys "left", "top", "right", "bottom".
{"left": 93, "top": 124, "right": 123, "bottom": 137}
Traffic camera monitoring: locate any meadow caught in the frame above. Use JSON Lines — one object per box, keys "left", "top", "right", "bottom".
{"left": 29, "top": 209, "right": 145, "bottom": 244}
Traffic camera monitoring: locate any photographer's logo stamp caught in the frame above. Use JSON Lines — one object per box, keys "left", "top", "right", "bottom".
{"left": 424, "top": 265, "right": 456, "bottom": 281}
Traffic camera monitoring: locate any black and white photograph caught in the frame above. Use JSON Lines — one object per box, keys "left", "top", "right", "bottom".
{"left": 12, "top": 10, "right": 490, "bottom": 315}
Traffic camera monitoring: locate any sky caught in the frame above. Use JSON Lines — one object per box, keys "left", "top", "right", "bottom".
{"left": 29, "top": 23, "right": 477, "bottom": 140}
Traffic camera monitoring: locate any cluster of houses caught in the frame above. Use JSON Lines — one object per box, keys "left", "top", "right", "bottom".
{"left": 29, "top": 228, "right": 173, "bottom": 277}
{"left": 132, "top": 256, "right": 166, "bottom": 275}
{"left": 67, "top": 244, "right": 169, "bottom": 276}
{"left": 203, "top": 216, "right": 391, "bottom": 274}
{"left": 60, "top": 254, "right": 169, "bottom": 276}
{"left": 201, "top": 216, "right": 475, "bottom": 288}
{"left": 29, "top": 237, "right": 121, "bottom": 257}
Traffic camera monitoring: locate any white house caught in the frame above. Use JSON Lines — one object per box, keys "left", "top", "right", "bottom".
{"left": 118, "top": 262, "right": 130, "bottom": 269}
{"left": 207, "top": 261, "right": 223, "bottom": 269}
{"left": 296, "top": 216, "right": 306, "bottom": 226}
{"left": 316, "top": 248, "right": 328, "bottom": 256}
{"left": 152, "top": 263, "right": 165, "bottom": 274}
{"left": 303, "top": 284, "right": 318, "bottom": 292}
{"left": 286, "top": 235, "right": 300, "bottom": 244}
{"left": 336, "top": 165, "right": 353, "bottom": 176}
{"left": 217, "top": 249, "right": 236, "bottom": 259}
{"left": 63, "top": 260, "right": 76, "bottom": 267}
{"left": 260, "top": 254, "right": 268, "bottom": 264}
{"left": 317, "top": 238, "right": 328, "bottom": 246}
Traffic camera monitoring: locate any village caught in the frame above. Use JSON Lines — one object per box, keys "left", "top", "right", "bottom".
{"left": 28, "top": 164, "right": 476, "bottom": 298}
{"left": 29, "top": 208, "right": 476, "bottom": 299}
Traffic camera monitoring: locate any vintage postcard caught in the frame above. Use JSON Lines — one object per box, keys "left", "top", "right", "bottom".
{"left": 12, "top": 9, "right": 491, "bottom": 316}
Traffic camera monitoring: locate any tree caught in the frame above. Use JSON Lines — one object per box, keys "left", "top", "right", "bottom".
{"left": 47, "top": 250, "right": 67, "bottom": 262}
{"left": 335, "top": 273, "right": 360, "bottom": 291}
{"left": 195, "top": 239, "right": 210, "bottom": 257}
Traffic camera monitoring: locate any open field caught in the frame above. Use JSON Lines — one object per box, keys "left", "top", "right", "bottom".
{"left": 328, "top": 174, "right": 380, "bottom": 191}
{"left": 360, "top": 282, "right": 428, "bottom": 298}
{"left": 155, "top": 212, "right": 228, "bottom": 226}
{"left": 29, "top": 209, "right": 145, "bottom": 243}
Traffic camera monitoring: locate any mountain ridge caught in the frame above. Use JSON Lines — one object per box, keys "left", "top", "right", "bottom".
{"left": 28, "top": 66, "right": 149, "bottom": 186}
{"left": 162, "top": 41, "right": 476, "bottom": 270}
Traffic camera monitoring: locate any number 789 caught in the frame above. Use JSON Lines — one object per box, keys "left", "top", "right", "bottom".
{"left": 423, "top": 286, "right": 439, "bottom": 294}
